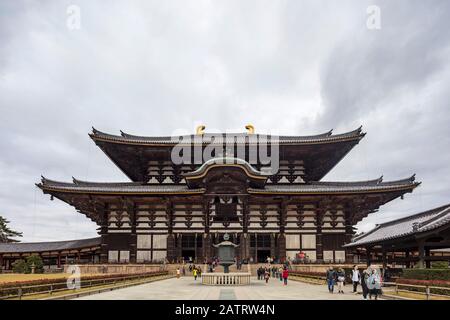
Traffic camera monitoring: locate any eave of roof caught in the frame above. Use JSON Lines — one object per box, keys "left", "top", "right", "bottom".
{"left": 0, "top": 237, "right": 101, "bottom": 254}
{"left": 344, "top": 203, "right": 450, "bottom": 247}
{"left": 36, "top": 175, "right": 419, "bottom": 196}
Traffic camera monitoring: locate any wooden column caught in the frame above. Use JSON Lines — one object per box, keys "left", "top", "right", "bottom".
{"left": 270, "top": 233, "right": 276, "bottom": 260}
{"left": 166, "top": 234, "right": 176, "bottom": 263}
{"left": 381, "top": 246, "right": 387, "bottom": 270}
{"left": 418, "top": 240, "right": 425, "bottom": 268}
{"left": 0, "top": 254, "right": 3, "bottom": 272}
{"left": 57, "top": 252, "right": 61, "bottom": 268}
{"left": 127, "top": 201, "right": 137, "bottom": 263}
{"left": 240, "top": 233, "right": 249, "bottom": 261}
{"left": 202, "top": 233, "right": 212, "bottom": 262}
{"left": 166, "top": 199, "right": 176, "bottom": 262}
{"left": 425, "top": 247, "right": 431, "bottom": 269}
{"left": 99, "top": 205, "right": 109, "bottom": 263}
{"left": 366, "top": 247, "right": 371, "bottom": 267}
{"left": 405, "top": 249, "right": 410, "bottom": 268}
{"left": 278, "top": 200, "right": 287, "bottom": 262}
{"left": 315, "top": 205, "right": 325, "bottom": 263}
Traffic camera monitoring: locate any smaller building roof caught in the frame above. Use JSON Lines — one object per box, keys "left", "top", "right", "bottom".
{"left": 345, "top": 204, "right": 450, "bottom": 247}
{"left": 0, "top": 237, "right": 101, "bottom": 254}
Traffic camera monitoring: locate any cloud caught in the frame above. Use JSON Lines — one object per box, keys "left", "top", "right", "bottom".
{"left": 0, "top": 0, "right": 449, "bottom": 240}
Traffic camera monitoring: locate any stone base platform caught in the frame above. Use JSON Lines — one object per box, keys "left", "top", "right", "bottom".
{"left": 202, "top": 273, "right": 251, "bottom": 286}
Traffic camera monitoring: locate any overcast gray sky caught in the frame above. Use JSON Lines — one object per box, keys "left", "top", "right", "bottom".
{"left": 1, "top": 0, "right": 449, "bottom": 242}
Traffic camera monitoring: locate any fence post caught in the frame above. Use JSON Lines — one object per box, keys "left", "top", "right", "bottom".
{"left": 395, "top": 284, "right": 398, "bottom": 295}
{"left": 426, "top": 286, "right": 430, "bottom": 300}
{"left": 50, "top": 284, "right": 53, "bottom": 295}
{"left": 18, "top": 287, "right": 22, "bottom": 300}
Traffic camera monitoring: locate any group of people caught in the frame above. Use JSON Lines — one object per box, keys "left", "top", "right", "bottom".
{"left": 326, "top": 265, "right": 383, "bottom": 300}
{"left": 176, "top": 264, "right": 202, "bottom": 280}
{"left": 256, "top": 265, "right": 290, "bottom": 285}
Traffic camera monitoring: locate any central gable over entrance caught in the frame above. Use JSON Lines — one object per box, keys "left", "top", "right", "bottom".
{"left": 184, "top": 157, "right": 269, "bottom": 192}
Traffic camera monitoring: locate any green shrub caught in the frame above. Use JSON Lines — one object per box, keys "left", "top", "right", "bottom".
{"left": 12, "top": 259, "right": 29, "bottom": 274}
{"left": 431, "top": 261, "right": 449, "bottom": 269}
{"left": 26, "top": 255, "right": 44, "bottom": 273}
{"left": 401, "top": 268, "right": 450, "bottom": 281}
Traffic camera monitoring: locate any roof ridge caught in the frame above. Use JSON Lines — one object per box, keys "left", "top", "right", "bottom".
{"left": 90, "top": 127, "right": 365, "bottom": 144}
{"left": 375, "top": 203, "right": 450, "bottom": 228}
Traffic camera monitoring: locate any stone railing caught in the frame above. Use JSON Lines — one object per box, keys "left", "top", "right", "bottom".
{"left": 202, "top": 273, "right": 251, "bottom": 286}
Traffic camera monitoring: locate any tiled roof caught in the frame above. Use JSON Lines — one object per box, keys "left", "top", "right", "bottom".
{"left": 89, "top": 127, "right": 365, "bottom": 145}
{"left": 0, "top": 237, "right": 101, "bottom": 254}
{"left": 345, "top": 204, "right": 450, "bottom": 247}
{"left": 36, "top": 175, "right": 419, "bottom": 195}
{"left": 37, "top": 177, "right": 205, "bottom": 194}
{"left": 248, "top": 175, "right": 419, "bottom": 194}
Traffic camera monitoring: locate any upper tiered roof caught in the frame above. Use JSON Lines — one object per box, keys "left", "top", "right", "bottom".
{"left": 89, "top": 127, "right": 366, "bottom": 182}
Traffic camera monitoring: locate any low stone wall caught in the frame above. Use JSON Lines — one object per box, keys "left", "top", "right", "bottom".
{"left": 63, "top": 264, "right": 164, "bottom": 274}
{"left": 202, "top": 273, "right": 251, "bottom": 286}
{"left": 291, "top": 264, "right": 365, "bottom": 274}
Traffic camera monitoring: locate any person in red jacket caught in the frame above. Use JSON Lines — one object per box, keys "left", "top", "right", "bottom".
{"left": 282, "top": 267, "right": 289, "bottom": 285}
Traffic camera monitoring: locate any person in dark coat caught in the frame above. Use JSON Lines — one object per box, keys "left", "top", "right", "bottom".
{"left": 361, "top": 269, "right": 370, "bottom": 300}
{"left": 326, "top": 267, "right": 336, "bottom": 293}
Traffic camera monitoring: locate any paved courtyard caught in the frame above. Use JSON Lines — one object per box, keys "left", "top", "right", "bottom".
{"left": 76, "top": 276, "right": 366, "bottom": 300}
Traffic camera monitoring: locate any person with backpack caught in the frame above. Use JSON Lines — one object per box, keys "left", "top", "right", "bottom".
{"left": 367, "top": 268, "right": 382, "bottom": 300}
{"left": 282, "top": 267, "right": 289, "bottom": 285}
{"left": 326, "top": 267, "right": 336, "bottom": 293}
{"left": 336, "top": 268, "right": 346, "bottom": 294}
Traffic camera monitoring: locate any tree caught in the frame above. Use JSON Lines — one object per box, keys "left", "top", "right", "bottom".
{"left": 0, "top": 216, "right": 23, "bottom": 243}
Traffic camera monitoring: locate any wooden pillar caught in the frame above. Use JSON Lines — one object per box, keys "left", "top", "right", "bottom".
{"left": 425, "top": 247, "right": 431, "bottom": 269}
{"left": 254, "top": 234, "right": 258, "bottom": 263}
{"left": 77, "top": 250, "right": 81, "bottom": 263}
{"left": 99, "top": 205, "right": 109, "bottom": 263}
{"left": 166, "top": 234, "right": 176, "bottom": 263}
{"left": 382, "top": 246, "right": 387, "bottom": 270}
{"left": 279, "top": 200, "right": 287, "bottom": 263}
{"left": 127, "top": 201, "right": 137, "bottom": 263}
{"left": 0, "top": 254, "right": 3, "bottom": 272}
{"left": 240, "top": 233, "right": 249, "bottom": 261}
{"left": 418, "top": 240, "right": 425, "bottom": 268}
{"left": 177, "top": 234, "right": 182, "bottom": 262}
{"left": 57, "top": 252, "right": 61, "bottom": 268}
{"left": 315, "top": 207, "right": 325, "bottom": 263}
{"left": 270, "top": 233, "right": 276, "bottom": 260}
{"left": 405, "top": 249, "right": 410, "bottom": 268}
{"left": 366, "top": 247, "right": 371, "bottom": 267}
{"left": 202, "top": 233, "right": 212, "bottom": 261}
{"left": 278, "top": 233, "right": 286, "bottom": 263}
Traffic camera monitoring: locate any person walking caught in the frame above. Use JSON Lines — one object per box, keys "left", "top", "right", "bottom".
{"left": 279, "top": 267, "right": 283, "bottom": 282}
{"left": 264, "top": 269, "right": 270, "bottom": 284}
{"left": 351, "top": 265, "right": 360, "bottom": 293}
{"left": 326, "top": 267, "right": 336, "bottom": 293}
{"left": 368, "top": 269, "right": 382, "bottom": 300}
{"left": 176, "top": 268, "right": 181, "bottom": 279}
{"left": 193, "top": 267, "right": 198, "bottom": 281}
{"left": 361, "top": 269, "right": 370, "bottom": 300}
{"left": 282, "top": 267, "right": 289, "bottom": 285}
{"left": 336, "top": 268, "right": 346, "bottom": 294}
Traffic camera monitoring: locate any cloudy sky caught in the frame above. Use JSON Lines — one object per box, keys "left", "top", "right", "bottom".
{"left": 1, "top": 0, "right": 449, "bottom": 242}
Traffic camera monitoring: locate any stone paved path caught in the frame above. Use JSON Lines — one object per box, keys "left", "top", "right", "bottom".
{"left": 76, "top": 276, "right": 367, "bottom": 300}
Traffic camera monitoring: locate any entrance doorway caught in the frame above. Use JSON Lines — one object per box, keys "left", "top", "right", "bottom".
{"left": 182, "top": 250, "right": 195, "bottom": 262}
{"left": 257, "top": 250, "right": 271, "bottom": 263}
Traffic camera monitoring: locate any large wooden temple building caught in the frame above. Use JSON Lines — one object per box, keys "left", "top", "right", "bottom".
{"left": 33, "top": 126, "right": 420, "bottom": 264}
